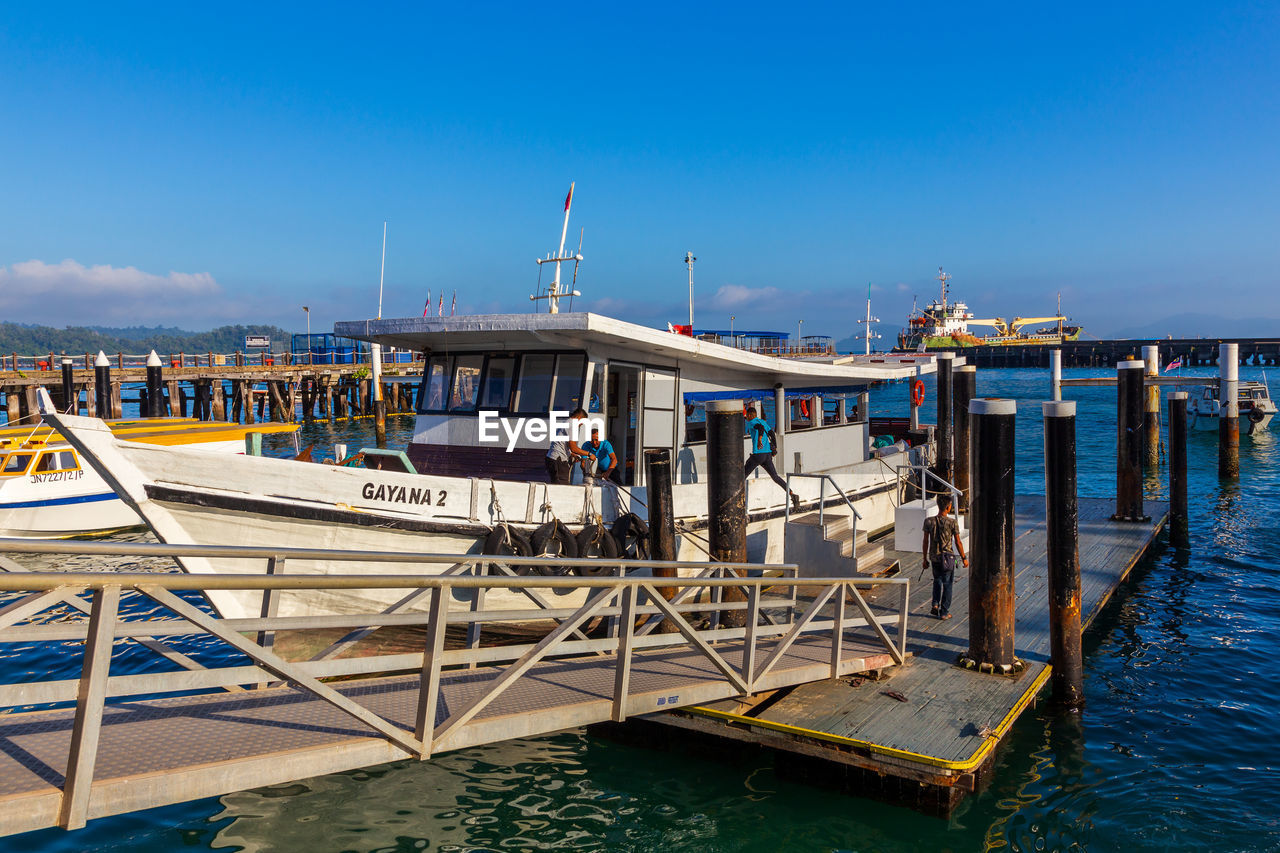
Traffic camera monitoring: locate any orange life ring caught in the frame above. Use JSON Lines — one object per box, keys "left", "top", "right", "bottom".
{"left": 911, "top": 379, "right": 926, "bottom": 407}
{"left": 799, "top": 399, "right": 809, "bottom": 419}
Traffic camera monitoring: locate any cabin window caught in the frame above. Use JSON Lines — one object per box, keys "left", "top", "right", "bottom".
{"left": 480, "top": 357, "right": 516, "bottom": 409}
{"left": 421, "top": 356, "right": 451, "bottom": 411}
{"left": 552, "top": 354, "right": 587, "bottom": 411}
{"left": 514, "top": 354, "right": 556, "bottom": 413}
{"left": 33, "top": 451, "right": 77, "bottom": 473}
{"left": 449, "top": 355, "right": 485, "bottom": 411}
{"left": 1, "top": 453, "right": 32, "bottom": 475}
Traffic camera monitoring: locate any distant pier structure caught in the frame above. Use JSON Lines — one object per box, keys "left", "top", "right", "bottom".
{"left": 922, "top": 336, "right": 1280, "bottom": 368}
{"left": 0, "top": 349, "right": 422, "bottom": 426}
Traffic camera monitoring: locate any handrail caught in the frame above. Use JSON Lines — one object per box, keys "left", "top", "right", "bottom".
{"left": 898, "top": 462, "right": 962, "bottom": 509}
{"left": 0, "top": 541, "right": 910, "bottom": 831}
{"left": 783, "top": 472, "right": 863, "bottom": 544}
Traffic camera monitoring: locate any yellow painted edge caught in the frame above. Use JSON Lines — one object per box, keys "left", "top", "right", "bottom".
{"left": 688, "top": 665, "right": 1053, "bottom": 773}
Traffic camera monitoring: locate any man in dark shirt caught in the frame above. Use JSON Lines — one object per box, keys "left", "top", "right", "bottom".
{"left": 921, "top": 494, "right": 967, "bottom": 619}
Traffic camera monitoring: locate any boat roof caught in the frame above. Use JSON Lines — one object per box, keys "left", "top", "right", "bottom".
{"left": 0, "top": 418, "right": 297, "bottom": 452}
{"left": 336, "top": 313, "right": 935, "bottom": 384}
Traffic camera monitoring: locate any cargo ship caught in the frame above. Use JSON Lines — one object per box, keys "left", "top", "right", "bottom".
{"left": 895, "top": 268, "right": 1082, "bottom": 351}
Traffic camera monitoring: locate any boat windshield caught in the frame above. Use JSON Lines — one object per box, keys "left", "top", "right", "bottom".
{"left": 1, "top": 453, "right": 33, "bottom": 475}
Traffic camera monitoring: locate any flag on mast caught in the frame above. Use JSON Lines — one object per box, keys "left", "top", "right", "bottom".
{"left": 451, "top": 291, "right": 457, "bottom": 316}
{"left": 1165, "top": 356, "right": 1183, "bottom": 372}
{"left": 438, "top": 292, "right": 444, "bottom": 317}
{"left": 564, "top": 183, "right": 574, "bottom": 212}
{"left": 423, "top": 290, "right": 431, "bottom": 317}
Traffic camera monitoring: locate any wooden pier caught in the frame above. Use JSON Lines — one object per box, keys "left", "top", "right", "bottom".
{"left": 928, "top": 336, "right": 1280, "bottom": 369}
{"left": 615, "top": 495, "right": 1167, "bottom": 815}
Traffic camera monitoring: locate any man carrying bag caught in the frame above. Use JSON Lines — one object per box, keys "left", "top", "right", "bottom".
{"left": 921, "top": 494, "right": 967, "bottom": 619}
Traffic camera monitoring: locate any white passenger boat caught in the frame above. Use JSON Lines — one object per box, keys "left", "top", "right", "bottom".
{"left": 46, "top": 311, "right": 933, "bottom": 621}
{"left": 0, "top": 419, "right": 298, "bottom": 538}
{"left": 1186, "top": 381, "right": 1276, "bottom": 435}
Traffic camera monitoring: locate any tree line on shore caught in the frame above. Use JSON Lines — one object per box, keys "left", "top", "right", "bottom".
{"left": 0, "top": 322, "right": 294, "bottom": 355}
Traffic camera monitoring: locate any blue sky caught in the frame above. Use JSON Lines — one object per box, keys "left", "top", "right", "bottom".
{"left": 1, "top": 2, "right": 1278, "bottom": 340}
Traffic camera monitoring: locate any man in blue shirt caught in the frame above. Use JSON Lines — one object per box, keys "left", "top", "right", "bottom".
{"left": 744, "top": 405, "right": 800, "bottom": 511}
{"left": 582, "top": 427, "right": 619, "bottom": 482}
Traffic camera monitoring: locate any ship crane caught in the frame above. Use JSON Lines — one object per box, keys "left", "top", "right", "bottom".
{"left": 1009, "top": 316, "right": 1069, "bottom": 335}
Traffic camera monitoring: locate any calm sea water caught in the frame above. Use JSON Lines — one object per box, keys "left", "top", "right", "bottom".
{"left": 3, "top": 366, "right": 1279, "bottom": 852}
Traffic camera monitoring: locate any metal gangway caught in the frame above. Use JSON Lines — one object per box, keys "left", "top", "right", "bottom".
{"left": 0, "top": 540, "right": 910, "bottom": 836}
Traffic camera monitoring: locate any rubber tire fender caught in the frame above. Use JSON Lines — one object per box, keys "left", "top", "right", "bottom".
{"left": 1249, "top": 406, "right": 1265, "bottom": 424}
{"left": 482, "top": 525, "right": 534, "bottom": 575}
{"left": 575, "top": 524, "right": 620, "bottom": 575}
{"left": 611, "top": 512, "right": 651, "bottom": 561}
{"left": 530, "top": 519, "right": 579, "bottom": 574}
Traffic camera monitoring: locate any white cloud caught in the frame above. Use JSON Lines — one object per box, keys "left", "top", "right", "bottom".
{"left": 708, "top": 284, "right": 785, "bottom": 309}
{"left": 0, "top": 259, "right": 228, "bottom": 325}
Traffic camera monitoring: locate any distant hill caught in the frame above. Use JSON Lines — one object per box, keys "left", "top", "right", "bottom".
{"left": 1102, "top": 314, "right": 1280, "bottom": 340}
{"left": 0, "top": 323, "right": 294, "bottom": 355}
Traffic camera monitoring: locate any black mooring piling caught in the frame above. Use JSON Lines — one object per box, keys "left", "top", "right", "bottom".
{"left": 1168, "top": 391, "right": 1189, "bottom": 547}
{"left": 146, "top": 350, "right": 164, "bottom": 418}
{"left": 953, "top": 364, "right": 976, "bottom": 512}
{"left": 962, "top": 398, "right": 1019, "bottom": 674}
{"left": 93, "top": 351, "right": 110, "bottom": 419}
{"left": 59, "top": 358, "right": 74, "bottom": 413}
{"left": 1142, "top": 345, "right": 1161, "bottom": 469}
{"left": 645, "top": 448, "right": 679, "bottom": 633}
{"left": 706, "top": 399, "right": 748, "bottom": 629}
{"left": 1219, "top": 342, "right": 1239, "bottom": 479}
{"left": 934, "top": 353, "right": 955, "bottom": 488}
{"left": 1113, "top": 359, "right": 1146, "bottom": 522}
{"left": 1044, "top": 400, "right": 1084, "bottom": 709}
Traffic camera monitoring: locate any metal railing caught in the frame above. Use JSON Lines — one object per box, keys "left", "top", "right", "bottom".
{"left": 783, "top": 473, "right": 865, "bottom": 544}
{"left": 0, "top": 538, "right": 909, "bottom": 831}
{"left": 899, "top": 461, "right": 962, "bottom": 509}
{"left": 1, "top": 350, "right": 423, "bottom": 372}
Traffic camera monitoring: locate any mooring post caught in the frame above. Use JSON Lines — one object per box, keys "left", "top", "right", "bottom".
{"left": 1050, "top": 348, "right": 1062, "bottom": 402}
{"left": 962, "top": 398, "right": 1019, "bottom": 674}
{"left": 145, "top": 350, "right": 164, "bottom": 418}
{"left": 93, "top": 350, "right": 110, "bottom": 418}
{"left": 645, "top": 448, "right": 679, "bottom": 634}
{"left": 1142, "top": 345, "right": 1161, "bottom": 468}
{"left": 59, "top": 358, "right": 74, "bottom": 413}
{"left": 706, "top": 398, "right": 748, "bottom": 629}
{"left": 1168, "top": 391, "right": 1189, "bottom": 547}
{"left": 1219, "top": 342, "right": 1239, "bottom": 479}
{"left": 371, "top": 343, "right": 387, "bottom": 448}
{"left": 1043, "top": 400, "right": 1084, "bottom": 709}
{"left": 953, "top": 365, "right": 976, "bottom": 512}
{"left": 933, "top": 353, "right": 955, "bottom": 489}
{"left": 1113, "top": 359, "right": 1146, "bottom": 521}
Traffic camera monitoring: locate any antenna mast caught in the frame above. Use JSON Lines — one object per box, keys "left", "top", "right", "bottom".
{"left": 858, "top": 281, "right": 881, "bottom": 355}
{"left": 532, "top": 182, "right": 582, "bottom": 313}
{"left": 377, "top": 221, "right": 387, "bottom": 320}
{"left": 684, "top": 252, "right": 697, "bottom": 328}
{"left": 937, "top": 266, "right": 950, "bottom": 312}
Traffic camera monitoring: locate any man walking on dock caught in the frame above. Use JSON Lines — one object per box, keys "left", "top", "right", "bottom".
{"left": 744, "top": 405, "right": 800, "bottom": 511}
{"left": 922, "top": 494, "right": 967, "bottom": 619}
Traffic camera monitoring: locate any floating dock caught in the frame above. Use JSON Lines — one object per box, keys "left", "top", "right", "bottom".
{"left": 616, "top": 495, "right": 1167, "bottom": 815}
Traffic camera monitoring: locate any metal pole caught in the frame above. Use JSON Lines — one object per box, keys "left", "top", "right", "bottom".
{"left": 1219, "top": 342, "right": 1239, "bottom": 479}
{"left": 645, "top": 449, "right": 679, "bottom": 634}
{"left": 953, "top": 364, "right": 976, "bottom": 513}
{"left": 1113, "top": 359, "right": 1146, "bottom": 521}
{"left": 963, "top": 398, "right": 1018, "bottom": 674}
{"left": 1050, "top": 348, "right": 1062, "bottom": 402}
{"left": 93, "top": 350, "right": 110, "bottom": 419}
{"left": 1168, "top": 392, "right": 1189, "bottom": 548}
{"left": 1043, "top": 400, "right": 1084, "bottom": 709}
{"left": 1143, "top": 345, "right": 1161, "bottom": 468}
{"left": 933, "top": 352, "right": 955, "bottom": 491}
{"left": 59, "top": 358, "right": 75, "bottom": 413}
{"left": 146, "top": 350, "right": 164, "bottom": 418}
{"left": 773, "top": 384, "right": 786, "bottom": 475}
{"left": 707, "top": 399, "right": 748, "bottom": 629}
{"left": 909, "top": 365, "right": 921, "bottom": 431}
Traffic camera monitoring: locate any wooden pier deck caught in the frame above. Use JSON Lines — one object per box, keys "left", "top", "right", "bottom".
{"left": 646, "top": 495, "right": 1167, "bottom": 814}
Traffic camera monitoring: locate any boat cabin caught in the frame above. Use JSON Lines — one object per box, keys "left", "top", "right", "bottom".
{"left": 337, "top": 313, "right": 933, "bottom": 486}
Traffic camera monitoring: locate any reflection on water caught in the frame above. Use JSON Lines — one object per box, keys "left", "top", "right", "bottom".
{"left": 5, "top": 372, "right": 1280, "bottom": 852}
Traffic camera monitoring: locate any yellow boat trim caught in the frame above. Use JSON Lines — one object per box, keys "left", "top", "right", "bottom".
{"left": 687, "top": 665, "right": 1053, "bottom": 773}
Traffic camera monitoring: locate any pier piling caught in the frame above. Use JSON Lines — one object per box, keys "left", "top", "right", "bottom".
{"left": 1043, "top": 400, "right": 1084, "bottom": 709}
{"left": 645, "top": 449, "right": 679, "bottom": 633}
{"left": 1219, "top": 342, "right": 1239, "bottom": 479}
{"left": 933, "top": 353, "right": 955, "bottom": 488}
{"left": 145, "top": 351, "right": 164, "bottom": 418}
{"left": 59, "top": 358, "right": 74, "bottom": 413}
{"left": 953, "top": 365, "right": 976, "bottom": 512}
{"left": 1050, "top": 348, "right": 1062, "bottom": 401}
{"left": 962, "top": 398, "right": 1018, "bottom": 674}
{"left": 706, "top": 399, "right": 748, "bottom": 629}
{"left": 1113, "top": 359, "right": 1146, "bottom": 522}
{"left": 1142, "top": 345, "right": 1161, "bottom": 468}
{"left": 1168, "top": 392, "right": 1189, "bottom": 547}
{"left": 93, "top": 351, "right": 110, "bottom": 418}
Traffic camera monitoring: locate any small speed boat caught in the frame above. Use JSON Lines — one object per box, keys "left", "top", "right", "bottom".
{"left": 1186, "top": 381, "right": 1276, "bottom": 436}
{"left": 0, "top": 418, "right": 298, "bottom": 538}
